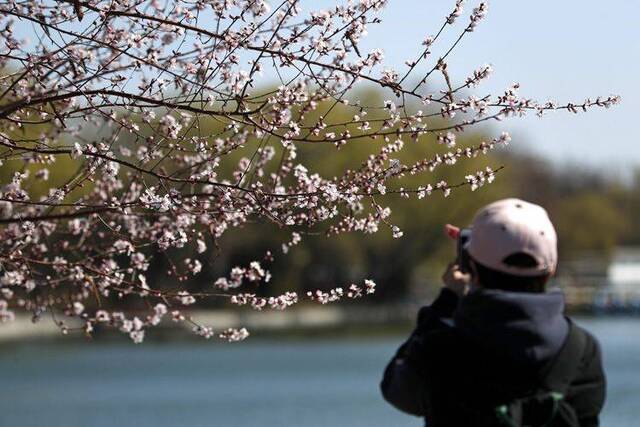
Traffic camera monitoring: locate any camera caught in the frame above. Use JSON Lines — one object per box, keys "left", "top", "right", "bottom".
{"left": 457, "top": 228, "right": 472, "bottom": 273}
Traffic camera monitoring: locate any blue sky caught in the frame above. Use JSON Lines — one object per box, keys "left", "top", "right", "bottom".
{"left": 343, "top": 1, "right": 639, "bottom": 175}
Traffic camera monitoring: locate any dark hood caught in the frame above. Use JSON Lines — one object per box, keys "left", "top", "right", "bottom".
{"left": 453, "top": 289, "right": 569, "bottom": 367}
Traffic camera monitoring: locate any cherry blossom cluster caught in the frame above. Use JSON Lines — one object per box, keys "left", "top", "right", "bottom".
{"left": 230, "top": 291, "right": 299, "bottom": 311}
{"left": 213, "top": 261, "right": 270, "bottom": 291}
{"left": 465, "top": 167, "right": 496, "bottom": 191}
{"left": 191, "top": 324, "right": 250, "bottom": 342}
{"left": 0, "top": 0, "right": 618, "bottom": 342}
{"left": 218, "top": 327, "right": 250, "bottom": 343}
{"left": 306, "top": 279, "right": 376, "bottom": 304}
{"left": 229, "top": 279, "right": 376, "bottom": 310}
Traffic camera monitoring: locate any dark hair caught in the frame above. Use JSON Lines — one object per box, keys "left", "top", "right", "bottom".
{"left": 470, "top": 253, "right": 550, "bottom": 293}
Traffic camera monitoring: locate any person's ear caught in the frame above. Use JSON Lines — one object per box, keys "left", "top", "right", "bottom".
{"left": 444, "top": 224, "right": 460, "bottom": 240}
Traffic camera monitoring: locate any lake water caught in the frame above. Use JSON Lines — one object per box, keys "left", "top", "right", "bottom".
{"left": 0, "top": 317, "right": 637, "bottom": 427}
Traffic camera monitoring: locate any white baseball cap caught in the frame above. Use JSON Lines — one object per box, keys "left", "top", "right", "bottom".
{"left": 466, "top": 198, "right": 558, "bottom": 277}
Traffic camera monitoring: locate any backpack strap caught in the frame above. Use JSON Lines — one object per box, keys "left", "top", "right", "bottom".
{"left": 539, "top": 318, "right": 588, "bottom": 396}
{"left": 494, "top": 319, "right": 588, "bottom": 427}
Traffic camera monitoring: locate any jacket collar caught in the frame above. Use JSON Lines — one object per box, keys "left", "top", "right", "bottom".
{"left": 453, "top": 288, "right": 569, "bottom": 366}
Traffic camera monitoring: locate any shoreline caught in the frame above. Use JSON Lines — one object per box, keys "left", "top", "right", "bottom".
{"left": 1, "top": 303, "right": 637, "bottom": 345}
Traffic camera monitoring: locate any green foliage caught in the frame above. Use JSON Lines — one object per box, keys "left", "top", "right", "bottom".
{"left": 553, "top": 194, "right": 629, "bottom": 255}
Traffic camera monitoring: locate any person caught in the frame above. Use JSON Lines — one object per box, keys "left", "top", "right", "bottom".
{"left": 380, "top": 198, "right": 606, "bottom": 427}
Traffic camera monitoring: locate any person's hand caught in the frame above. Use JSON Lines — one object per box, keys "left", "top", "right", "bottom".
{"left": 441, "top": 262, "right": 471, "bottom": 296}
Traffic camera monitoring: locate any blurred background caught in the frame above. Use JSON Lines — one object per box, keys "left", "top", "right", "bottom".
{"left": 2, "top": 1, "right": 640, "bottom": 426}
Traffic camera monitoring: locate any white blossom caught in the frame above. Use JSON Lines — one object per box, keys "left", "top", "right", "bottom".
{"left": 70, "top": 143, "right": 83, "bottom": 159}
{"left": 219, "top": 327, "right": 249, "bottom": 342}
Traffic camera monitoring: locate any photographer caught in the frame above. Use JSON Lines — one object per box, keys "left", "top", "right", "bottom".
{"left": 381, "top": 199, "right": 606, "bottom": 427}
